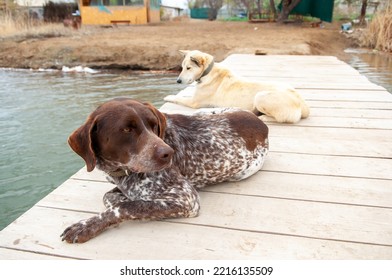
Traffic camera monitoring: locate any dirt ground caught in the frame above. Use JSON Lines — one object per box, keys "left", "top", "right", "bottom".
{"left": 0, "top": 19, "right": 353, "bottom": 70}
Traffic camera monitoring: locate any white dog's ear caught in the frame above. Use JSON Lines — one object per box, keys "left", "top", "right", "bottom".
{"left": 190, "top": 56, "right": 202, "bottom": 67}
{"left": 179, "top": 50, "right": 189, "bottom": 56}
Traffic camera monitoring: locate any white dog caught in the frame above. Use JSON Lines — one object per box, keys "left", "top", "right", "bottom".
{"left": 164, "top": 50, "right": 310, "bottom": 123}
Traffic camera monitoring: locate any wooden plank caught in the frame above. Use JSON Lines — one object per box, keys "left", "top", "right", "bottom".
{"left": 1, "top": 207, "right": 391, "bottom": 259}
{"left": 222, "top": 55, "right": 344, "bottom": 64}
{"left": 37, "top": 179, "right": 111, "bottom": 213}
{"left": 16, "top": 172, "right": 392, "bottom": 253}
{"left": 268, "top": 125, "right": 392, "bottom": 141}
{"left": 308, "top": 100, "right": 392, "bottom": 110}
{"left": 206, "top": 171, "right": 392, "bottom": 209}
{"left": 306, "top": 107, "right": 392, "bottom": 118}
{"left": 299, "top": 89, "right": 392, "bottom": 101}
{"left": 224, "top": 65, "right": 364, "bottom": 82}
{"left": 227, "top": 67, "right": 366, "bottom": 76}
{"left": 236, "top": 75, "right": 372, "bottom": 83}
{"left": 43, "top": 169, "right": 392, "bottom": 211}
{"left": 225, "top": 63, "right": 364, "bottom": 76}
{"left": 69, "top": 168, "right": 392, "bottom": 209}
{"left": 224, "top": 60, "right": 356, "bottom": 67}
{"left": 264, "top": 116, "right": 392, "bottom": 130}
{"left": 194, "top": 192, "right": 392, "bottom": 246}
{"left": 268, "top": 125, "right": 392, "bottom": 157}
{"left": 222, "top": 56, "right": 387, "bottom": 90}
{"left": 20, "top": 186, "right": 392, "bottom": 246}
{"left": 34, "top": 178, "right": 392, "bottom": 246}
{"left": 310, "top": 115, "right": 392, "bottom": 129}
{"left": 269, "top": 136, "right": 392, "bottom": 158}
{"left": 0, "top": 248, "right": 70, "bottom": 260}
{"left": 245, "top": 80, "right": 384, "bottom": 91}
{"left": 227, "top": 71, "right": 376, "bottom": 85}
{"left": 264, "top": 152, "right": 392, "bottom": 180}
{"left": 70, "top": 168, "right": 107, "bottom": 182}
{"left": 225, "top": 65, "right": 357, "bottom": 71}
{"left": 233, "top": 71, "right": 371, "bottom": 80}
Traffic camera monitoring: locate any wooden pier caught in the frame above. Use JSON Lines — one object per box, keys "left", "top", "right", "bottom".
{"left": 0, "top": 55, "right": 391, "bottom": 259}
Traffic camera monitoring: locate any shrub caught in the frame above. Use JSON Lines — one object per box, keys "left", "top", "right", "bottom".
{"left": 43, "top": 1, "right": 78, "bottom": 23}
{"left": 359, "top": 3, "right": 392, "bottom": 52}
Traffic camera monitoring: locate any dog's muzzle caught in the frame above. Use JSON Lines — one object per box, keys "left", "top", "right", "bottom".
{"left": 176, "top": 78, "right": 182, "bottom": 84}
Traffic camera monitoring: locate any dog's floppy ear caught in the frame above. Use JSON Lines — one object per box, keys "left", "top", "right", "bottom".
{"left": 68, "top": 116, "right": 97, "bottom": 172}
{"left": 179, "top": 50, "right": 189, "bottom": 56}
{"left": 190, "top": 56, "right": 202, "bottom": 67}
{"left": 192, "top": 52, "right": 214, "bottom": 70}
{"left": 143, "top": 102, "right": 167, "bottom": 139}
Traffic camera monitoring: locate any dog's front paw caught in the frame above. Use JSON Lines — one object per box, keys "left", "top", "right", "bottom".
{"left": 259, "top": 115, "right": 275, "bottom": 123}
{"left": 163, "top": 95, "right": 178, "bottom": 103}
{"left": 61, "top": 218, "right": 100, "bottom": 243}
{"left": 194, "top": 108, "right": 237, "bottom": 115}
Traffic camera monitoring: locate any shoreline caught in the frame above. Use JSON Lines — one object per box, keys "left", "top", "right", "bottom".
{"left": 0, "top": 21, "right": 353, "bottom": 70}
{"left": 0, "top": 66, "right": 180, "bottom": 74}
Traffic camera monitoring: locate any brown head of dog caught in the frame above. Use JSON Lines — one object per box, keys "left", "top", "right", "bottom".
{"left": 68, "top": 98, "right": 174, "bottom": 174}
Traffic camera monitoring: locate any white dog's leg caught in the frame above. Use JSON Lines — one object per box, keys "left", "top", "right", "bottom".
{"left": 254, "top": 91, "right": 302, "bottom": 123}
{"left": 163, "top": 95, "right": 200, "bottom": 109}
{"left": 258, "top": 115, "right": 276, "bottom": 123}
{"left": 194, "top": 107, "right": 241, "bottom": 115}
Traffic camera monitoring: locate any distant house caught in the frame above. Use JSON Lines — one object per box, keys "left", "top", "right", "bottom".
{"left": 160, "top": 0, "right": 187, "bottom": 20}
{"left": 78, "top": 0, "right": 161, "bottom": 25}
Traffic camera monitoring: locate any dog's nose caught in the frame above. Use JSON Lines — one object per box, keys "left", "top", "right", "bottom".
{"left": 176, "top": 78, "right": 182, "bottom": 84}
{"left": 155, "top": 145, "right": 174, "bottom": 164}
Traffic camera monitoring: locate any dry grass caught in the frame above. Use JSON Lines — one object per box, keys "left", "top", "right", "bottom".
{"left": 0, "top": 12, "right": 73, "bottom": 39}
{"left": 359, "top": 3, "right": 392, "bottom": 52}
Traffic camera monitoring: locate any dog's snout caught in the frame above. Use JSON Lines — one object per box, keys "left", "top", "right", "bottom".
{"left": 176, "top": 78, "right": 182, "bottom": 84}
{"left": 155, "top": 145, "right": 174, "bottom": 163}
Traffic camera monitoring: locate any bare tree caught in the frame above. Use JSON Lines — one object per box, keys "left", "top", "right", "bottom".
{"left": 269, "top": 0, "right": 277, "bottom": 19}
{"left": 255, "top": 0, "right": 263, "bottom": 18}
{"left": 205, "top": 0, "right": 224, "bottom": 20}
{"left": 224, "top": 0, "right": 278, "bottom": 20}
{"left": 277, "top": 0, "right": 302, "bottom": 22}
{"left": 359, "top": 0, "right": 368, "bottom": 24}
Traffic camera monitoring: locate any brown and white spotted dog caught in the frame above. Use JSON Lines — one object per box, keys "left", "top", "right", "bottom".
{"left": 61, "top": 98, "right": 269, "bottom": 243}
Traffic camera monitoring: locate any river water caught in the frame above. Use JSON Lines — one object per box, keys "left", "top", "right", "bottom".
{"left": 0, "top": 69, "right": 186, "bottom": 230}
{"left": 0, "top": 53, "right": 391, "bottom": 230}
{"left": 344, "top": 49, "right": 392, "bottom": 93}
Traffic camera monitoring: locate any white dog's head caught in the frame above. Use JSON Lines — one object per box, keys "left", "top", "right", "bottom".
{"left": 177, "top": 50, "right": 214, "bottom": 84}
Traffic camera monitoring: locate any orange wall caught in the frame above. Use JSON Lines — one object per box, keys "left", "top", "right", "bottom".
{"left": 80, "top": 6, "right": 150, "bottom": 25}
{"left": 148, "top": 9, "right": 160, "bottom": 23}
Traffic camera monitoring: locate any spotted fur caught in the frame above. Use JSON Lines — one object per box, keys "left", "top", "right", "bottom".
{"left": 61, "top": 99, "right": 268, "bottom": 243}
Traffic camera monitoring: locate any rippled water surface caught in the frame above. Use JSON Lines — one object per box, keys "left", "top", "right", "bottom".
{"left": 0, "top": 69, "right": 185, "bottom": 230}
{"left": 345, "top": 50, "right": 392, "bottom": 93}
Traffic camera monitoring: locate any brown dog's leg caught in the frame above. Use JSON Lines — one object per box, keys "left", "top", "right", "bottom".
{"left": 61, "top": 187, "right": 200, "bottom": 243}
{"left": 102, "top": 187, "right": 128, "bottom": 209}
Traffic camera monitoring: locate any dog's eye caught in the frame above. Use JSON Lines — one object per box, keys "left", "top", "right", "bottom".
{"left": 122, "top": 127, "right": 132, "bottom": 133}
{"left": 186, "top": 66, "right": 191, "bottom": 70}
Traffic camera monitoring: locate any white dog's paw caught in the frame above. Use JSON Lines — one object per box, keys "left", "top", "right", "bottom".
{"left": 194, "top": 107, "right": 240, "bottom": 115}
{"left": 194, "top": 108, "right": 219, "bottom": 115}
{"left": 163, "top": 95, "right": 178, "bottom": 103}
{"left": 259, "top": 115, "right": 275, "bottom": 123}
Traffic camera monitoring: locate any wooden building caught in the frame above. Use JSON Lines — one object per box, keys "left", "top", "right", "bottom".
{"left": 78, "top": 0, "right": 161, "bottom": 25}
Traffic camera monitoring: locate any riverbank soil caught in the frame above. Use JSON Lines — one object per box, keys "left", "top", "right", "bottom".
{"left": 0, "top": 19, "right": 352, "bottom": 70}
